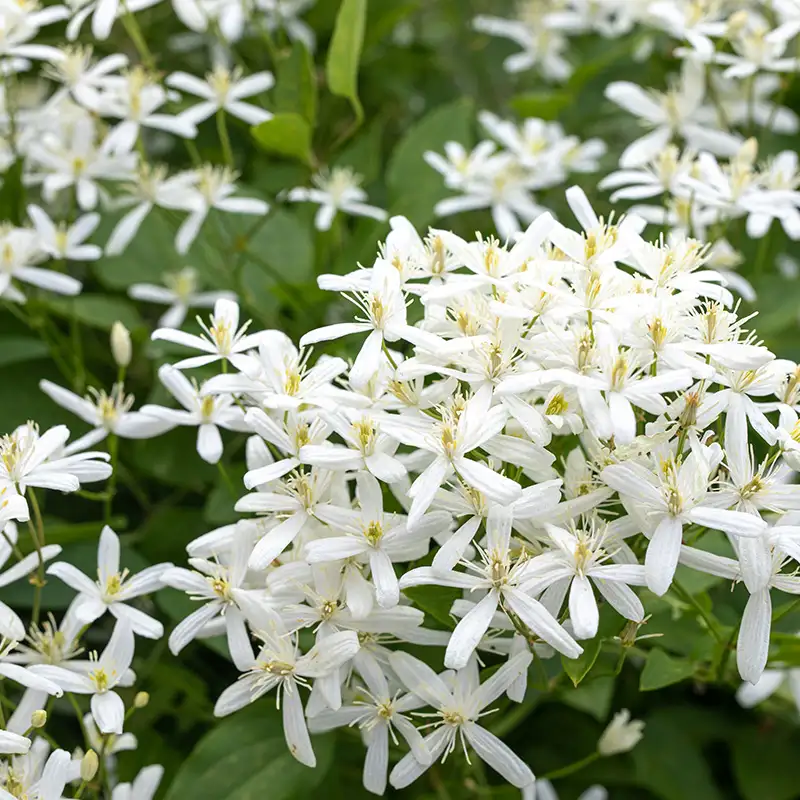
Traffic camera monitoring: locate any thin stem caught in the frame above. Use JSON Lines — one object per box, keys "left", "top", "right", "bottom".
{"left": 754, "top": 229, "right": 771, "bottom": 278}
{"left": 672, "top": 578, "right": 724, "bottom": 644}
{"left": 217, "top": 461, "right": 239, "bottom": 500}
{"left": 104, "top": 434, "right": 118, "bottom": 526}
{"left": 542, "top": 751, "right": 601, "bottom": 781}
{"left": 121, "top": 5, "right": 155, "bottom": 69}
{"left": 26, "top": 488, "right": 46, "bottom": 626}
{"left": 216, "top": 109, "right": 234, "bottom": 168}
{"left": 67, "top": 693, "right": 89, "bottom": 747}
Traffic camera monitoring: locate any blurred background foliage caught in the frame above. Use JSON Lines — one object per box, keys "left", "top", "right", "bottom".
{"left": 4, "top": 0, "right": 800, "bottom": 797}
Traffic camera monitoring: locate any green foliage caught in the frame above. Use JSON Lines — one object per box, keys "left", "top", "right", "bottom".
{"left": 386, "top": 98, "right": 473, "bottom": 228}
{"left": 639, "top": 649, "right": 697, "bottom": 691}
{"left": 163, "top": 704, "right": 335, "bottom": 800}
{"left": 274, "top": 41, "right": 318, "bottom": 126}
{"left": 326, "top": 0, "right": 367, "bottom": 124}
{"left": 252, "top": 113, "right": 314, "bottom": 165}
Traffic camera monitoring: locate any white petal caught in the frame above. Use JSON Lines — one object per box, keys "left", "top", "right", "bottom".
{"left": 737, "top": 588, "right": 771, "bottom": 684}
{"left": 444, "top": 591, "right": 499, "bottom": 669}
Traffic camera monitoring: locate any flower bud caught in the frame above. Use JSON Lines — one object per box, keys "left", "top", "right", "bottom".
{"left": 30, "top": 710, "right": 47, "bottom": 728}
{"left": 134, "top": 691, "right": 150, "bottom": 709}
{"left": 598, "top": 709, "right": 645, "bottom": 756}
{"left": 80, "top": 750, "right": 99, "bottom": 782}
{"left": 111, "top": 321, "right": 132, "bottom": 368}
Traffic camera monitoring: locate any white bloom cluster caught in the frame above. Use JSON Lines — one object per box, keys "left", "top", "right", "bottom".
{"left": 130, "top": 185, "right": 800, "bottom": 794}
{"left": 466, "top": 0, "right": 800, "bottom": 292}
{"left": 426, "top": 111, "right": 606, "bottom": 240}
{"left": 0, "top": 0, "right": 799, "bottom": 795}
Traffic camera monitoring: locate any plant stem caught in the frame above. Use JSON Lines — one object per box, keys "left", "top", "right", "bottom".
{"left": 543, "top": 751, "right": 601, "bottom": 780}
{"left": 216, "top": 109, "right": 234, "bottom": 168}
{"left": 672, "top": 578, "right": 724, "bottom": 644}
{"left": 104, "top": 434, "right": 118, "bottom": 526}
{"left": 26, "top": 488, "right": 46, "bottom": 626}
{"left": 121, "top": 5, "right": 155, "bottom": 69}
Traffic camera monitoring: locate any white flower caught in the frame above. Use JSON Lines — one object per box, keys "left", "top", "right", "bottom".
{"left": 472, "top": 14, "right": 572, "bottom": 81}
{"left": 29, "top": 620, "right": 135, "bottom": 735}
{"left": 0, "top": 747, "right": 73, "bottom": 800}
{"left": 287, "top": 167, "right": 387, "bottom": 231}
{"left": 214, "top": 605, "right": 360, "bottom": 767}
{"left": 605, "top": 61, "right": 741, "bottom": 167}
{"left": 39, "top": 380, "right": 173, "bottom": 452}
{"left": 161, "top": 536, "right": 252, "bottom": 666}
{"left": 26, "top": 205, "right": 101, "bottom": 261}
{"left": 388, "top": 651, "right": 535, "bottom": 790}
{"left": 300, "top": 260, "right": 444, "bottom": 390}
{"left": 307, "top": 651, "right": 429, "bottom": 795}
{"left": 597, "top": 709, "right": 645, "bottom": 755}
{"left": 715, "top": 19, "right": 800, "bottom": 79}
{"left": 0, "top": 423, "right": 111, "bottom": 495}
{"left": 141, "top": 366, "right": 249, "bottom": 463}
{"left": 401, "top": 507, "right": 581, "bottom": 668}
{"left": 258, "top": 0, "right": 316, "bottom": 50}
{"left": 168, "top": 65, "right": 273, "bottom": 125}
{"left": 308, "top": 473, "right": 447, "bottom": 609}
{"left": 524, "top": 521, "right": 646, "bottom": 640}
{"left": 736, "top": 667, "right": 800, "bottom": 713}
{"left": 111, "top": 765, "right": 163, "bottom": 800}
{"left": 601, "top": 449, "right": 767, "bottom": 596}
{"left": 163, "top": 166, "right": 269, "bottom": 254}
{"left": 47, "top": 525, "right": 170, "bottom": 639}
{"left": 151, "top": 298, "right": 262, "bottom": 371}
{"left": 128, "top": 267, "right": 236, "bottom": 329}
{"left": 0, "top": 226, "right": 82, "bottom": 299}
{"left": 28, "top": 116, "right": 137, "bottom": 210}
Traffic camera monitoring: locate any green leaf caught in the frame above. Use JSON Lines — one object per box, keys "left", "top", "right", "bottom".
{"left": 386, "top": 98, "right": 473, "bottom": 228}
{"left": 633, "top": 709, "right": 722, "bottom": 800}
{"left": 509, "top": 92, "right": 571, "bottom": 120}
{"left": 559, "top": 676, "right": 615, "bottom": 722}
{"left": 333, "top": 118, "right": 384, "bottom": 184}
{"left": 639, "top": 648, "right": 696, "bottom": 691}
{"left": 732, "top": 722, "right": 800, "bottom": 800}
{"left": 0, "top": 161, "right": 24, "bottom": 225}
{"left": 132, "top": 428, "right": 217, "bottom": 489}
{"left": 402, "top": 585, "right": 458, "bottom": 629}
{"left": 274, "top": 40, "right": 318, "bottom": 126}
{"left": 325, "top": 0, "right": 367, "bottom": 123}
{"left": 45, "top": 295, "right": 144, "bottom": 332}
{"left": 163, "top": 703, "right": 334, "bottom": 800}
{"left": 562, "top": 637, "right": 602, "bottom": 686}
{"left": 0, "top": 336, "right": 50, "bottom": 368}
{"left": 252, "top": 113, "right": 313, "bottom": 166}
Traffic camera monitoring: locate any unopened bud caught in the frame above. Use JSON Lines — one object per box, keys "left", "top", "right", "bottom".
{"left": 80, "top": 750, "right": 99, "bottom": 782}
{"left": 598, "top": 709, "right": 645, "bottom": 756}
{"left": 678, "top": 391, "right": 700, "bottom": 431}
{"left": 134, "top": 691, "right": 150, "bottom": 709}
{"left": 111, "top": 321, "right": 132, "bottom": 368}
{"left": 30, "top": 709, "right": 47, "bottom": 728}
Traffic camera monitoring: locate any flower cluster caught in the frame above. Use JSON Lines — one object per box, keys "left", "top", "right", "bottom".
{"left": 105, "top": 183, "right": 797, "bottom": 794}
{"left": 426, "top": 111, "right": 606, "bottom": 240}
{"left": 0, "top": 0, "right": 799, "bottom": 796}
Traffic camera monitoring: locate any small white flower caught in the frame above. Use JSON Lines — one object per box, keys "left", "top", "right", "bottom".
{"left": 168, "top": 65, "right": 273, "bottom": 125}
{"left": 597, "top": 709, "right": 645, "bottom": 755}
{"left": 287, "top": 167, "right": 387, "bottom": 231}
{"left": 47, "top": 525, "right": 170, "bottom": 639}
